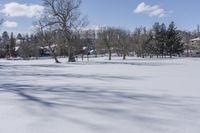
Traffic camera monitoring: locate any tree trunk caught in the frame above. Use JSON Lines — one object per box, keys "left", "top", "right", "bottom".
{"left": 68, "top": 46, "right": 72, "bottom": 62}
{"left": 82, "top": 54, "right": 84, "bottom": 61}
{"left": 68, "top": 45, "right": 75, "bottom": 62}
{"left": 170, "top": 52, "right": 172, "bottom": 58}
{"left": 170, "top": 46, "right": 173, "bottom": 58}
{"left": 48, "top": 45, "right": 60, "bottom": 63}
{"left": 108, "top": 49, "right": 112, "bottom": 60}
{"left": 123, "top": 50, "right": 126, "bottom": 60}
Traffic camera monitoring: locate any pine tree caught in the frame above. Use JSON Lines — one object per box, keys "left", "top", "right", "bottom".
{"left": 160, "top": 23, "right": 167, "bottom": 57}
{"left": 10, "top": 32, "right": 16, "bottom": 57}
{"left": 2, "top": 31, "right": 9, "bottom": 57}
{"left": 152, "top": 22, "right": 161, "bottom": 57}
{"left": 166, "top": 22, "right": 183, "bottom": 58}
{"left": 146, "top": 30, "right": 156, "bottom": 58}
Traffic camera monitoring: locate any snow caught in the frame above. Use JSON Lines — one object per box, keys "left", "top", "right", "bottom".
{"left": 191, "top": 37, "right": 200, "bottom": 41}
{"left": 0, "top": 57, "right": 200, "bottom": 133}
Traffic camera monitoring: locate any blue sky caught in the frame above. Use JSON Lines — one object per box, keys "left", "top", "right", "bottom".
{"left": 0, "top": 0, "right": 200, "bottom": 34}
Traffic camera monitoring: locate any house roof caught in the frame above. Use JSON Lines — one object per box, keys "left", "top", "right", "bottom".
{"left": 191, "top": 37, "right": 200, "bottom": 41}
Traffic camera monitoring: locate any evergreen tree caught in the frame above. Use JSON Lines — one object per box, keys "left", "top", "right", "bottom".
{"left": 2, "top": 31, "right": 9, "bottom": 57}
{"left": 10, "top": 32, "right": 16, "bottom": 57}
{"left": 160, "top": 23, "right": 167, "bottom": 57}
{"left": 146, "top": 30, "right": 156, "bottom": 58}
{"left": 166, "top": 22, "right": 183, "bottom": 58}
{"left": 152, "top": 22, "right": 162, "bottom": 57}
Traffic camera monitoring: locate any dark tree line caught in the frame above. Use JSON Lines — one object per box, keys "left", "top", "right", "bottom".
{"left": 0, "top": 0, "right": 196, "bottom": 62}
{"left": 96, "top": 22, "right": 184, "bottom": 60}
{"left": 151, "top": 22, "right": 183, "bottom": 58}
{"left": 0, "top": 31, "right": 16, "bottom": 58}
{"left": 0, "top": 21, "right": 186, "bottom": 61}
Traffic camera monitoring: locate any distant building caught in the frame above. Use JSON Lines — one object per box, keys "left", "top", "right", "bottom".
{"left": 79, "top": 29, "right": 97, "bottom": 54}
{"left": 190, "top": 37, "right": 200, "bottom": 47}
{"left": 184, "top": 37, "right": 200, "bottom": 56}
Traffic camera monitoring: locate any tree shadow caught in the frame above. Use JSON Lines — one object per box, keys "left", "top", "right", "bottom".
{"left": 3, "top": 73, "right": 147, "bottom": 81}
{"left": 1, "top": 60, "right": 200, "bottom": 131}
{"left": 1, "top": 82, "right": 200, "bottom": 131}
{"left": 95, "top": 61, "right": 177, "bottom": 66}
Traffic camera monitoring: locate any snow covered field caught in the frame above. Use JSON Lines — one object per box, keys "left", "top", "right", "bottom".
{"left": 0, "top": 57, "right": 200, "bottom": 133}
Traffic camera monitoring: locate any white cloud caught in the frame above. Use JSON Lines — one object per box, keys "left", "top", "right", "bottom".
{"left": 1, "top": 2, "right": 44, "bottom": 18}
{"left": 134, "top": 2, "right": 167, "bottom": 18}
{"left": 3, "top": 21, "right": 18, "bottom": 28}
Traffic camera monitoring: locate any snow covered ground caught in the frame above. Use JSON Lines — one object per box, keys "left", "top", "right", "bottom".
{"left": 0, "top": 57, "right": 200, "bottom": 133}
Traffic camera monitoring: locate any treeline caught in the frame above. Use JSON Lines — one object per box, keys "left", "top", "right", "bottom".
{"left": 96, "top": 22, "right": 184, "bottom": 60}
{"left": 0, "top": 22, "right": 185, "bottom": 61}
{"left": 0, "top": 32, "right": 41, "bottom": 59}
{"left": 0, "top": 0, "right": 199, "bottom": 62}
{"left": 0, "top": 31, "right": 85, "bottom": 60}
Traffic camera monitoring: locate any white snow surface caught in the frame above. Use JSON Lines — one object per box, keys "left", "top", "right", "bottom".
{"left": 0, "top": 57, "right": 200, "bottom": 133}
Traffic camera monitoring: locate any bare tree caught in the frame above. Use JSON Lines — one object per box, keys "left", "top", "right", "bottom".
{"left": 18, "top": 35, "right": 32, "bottom": 60}
{"left": 115, "top": 28, "right": 130, "bottom": 60}
{"left": 41, "top": 0, "right": 87, "bottom": 62}
{"left": 132, "top": 28, "right": 143, "bottom": 57}
{"left": 35, "top": 21, "right": 60, "bottom": 63}
{"left": 97, "top": 27, "right": 116, "bottom": 60}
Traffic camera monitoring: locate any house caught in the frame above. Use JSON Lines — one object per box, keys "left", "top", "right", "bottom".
{"left": 185, "top": 37, "right": 200, "bottom": 56}
{"left": 190, "top": 37, "right": 200, "bottom": 47}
